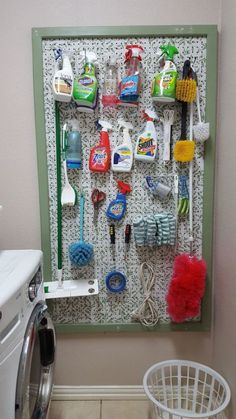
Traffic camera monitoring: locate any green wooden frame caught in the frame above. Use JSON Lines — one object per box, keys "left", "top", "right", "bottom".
{"left": 32, "top": 25, "right": 217, "bottom": 333}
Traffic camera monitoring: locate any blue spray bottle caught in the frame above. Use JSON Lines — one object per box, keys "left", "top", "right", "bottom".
{"left": 106, "top": 181, "right": 132, "bottom": 221}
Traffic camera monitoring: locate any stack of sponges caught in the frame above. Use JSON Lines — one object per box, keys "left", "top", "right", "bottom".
{"left": 133, "top": 213, "right": 176, "bottom": 247}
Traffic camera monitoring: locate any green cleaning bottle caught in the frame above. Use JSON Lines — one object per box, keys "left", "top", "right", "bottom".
{"left": 151, "top": 44, "right": 178, "bottom": 103}
{"left": 73, "top": 51, "right": 98, "bottom": 112}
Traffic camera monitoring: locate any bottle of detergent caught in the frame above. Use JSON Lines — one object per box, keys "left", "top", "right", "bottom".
{"left": 151, "top": 44, "right": 178, "bottom": 103}
{"left": 119, "top": 44, "right": 144, "bottom": 107}
{"left": 73, "top": 50, "right": 98, "bottom": 112}
{"left": 102, "top": 56, "right": 118, "bottom": 107}
{"left": 106, "top": 181, "right": 132, "bottom": 221}
{"left": 134, "top": 110, "right": 158, "bottom": 162}
{"left": 89, "top": 121, "right": 112, "bottom": 172}
{"left": 52, "top": 49, "right": 74, "bottom": 102}
{"left": 65, "top": 120, "right": 82, "bottom": 169}
{"left": 112, "top": 121, "right": 133, "bottom": 172}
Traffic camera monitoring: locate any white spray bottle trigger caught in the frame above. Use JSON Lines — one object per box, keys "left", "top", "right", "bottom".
{"left": 70, "top": 119, "right": 80, "bottom": 131}
{"left": 144, "top": 109, "right": 158, "bottom": 121}
{"left": 118, "top": 120, "right": 133, "bottom": 142}
{"left": 79, "top": 50, "right": 97, "bottom": 63}
{"left": 99, "top": 120, "right": 112, "bottom": 132}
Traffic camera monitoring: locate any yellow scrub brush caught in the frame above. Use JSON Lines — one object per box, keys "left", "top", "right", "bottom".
{"left": 174, "top": 60, "right": 196, "bottom": 162}
{"left": 176, "top": 60, "right": 197, "bottom": 103}
{"left": 173, "top": 101, "right": 195, "bottom": 162}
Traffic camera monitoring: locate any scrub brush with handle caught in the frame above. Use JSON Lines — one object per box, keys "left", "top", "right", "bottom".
{"left": 193, "top": 86, "right": 210, "bottom": 142}
{"left": 174, "top": 61, "right": 195, "bottom": 162}
{"left": 176, "top": 59, "right": 197, "bottom": 103}
{"left": 69, "top": 192, "right": 94, "bottom": 266}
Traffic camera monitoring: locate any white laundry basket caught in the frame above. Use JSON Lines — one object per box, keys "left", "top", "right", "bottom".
{"left": 143, "top": 360, "right": 231, "bottom": 419}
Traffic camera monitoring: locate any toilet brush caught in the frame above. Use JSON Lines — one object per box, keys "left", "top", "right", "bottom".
{"left": 193, "top": 86, "right": 210, "bottom": 142}
{"left": 69, "top": 192, "right": 94, "bottom": 266}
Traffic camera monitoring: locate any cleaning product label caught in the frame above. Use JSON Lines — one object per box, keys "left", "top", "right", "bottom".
{"left": 152, "top": 69, "right": 177, "bottom": 99}
{"left": 91, "top": 147, "right": 108, "bottom": 168}
{"left": 108, "top": 202, "right": 124, "bottom": 218}
{"left": 120, "top": 75, "right": 139, "bottom": 101}
{"left": 137, "top": 134, "right": 156, "bottom": 157}
{"left": 113, "top": 147, "right": 132, "bottom": 169}
{"left": 54, "top": 75, "right": 73, "bottom": 94}
{"left": 73, "top": 76, "right": 97, "bottom": 105}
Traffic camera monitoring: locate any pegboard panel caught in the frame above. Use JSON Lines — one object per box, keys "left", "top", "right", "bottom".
{"left": 32, "top": 26, "right": 217, "bottom": 331}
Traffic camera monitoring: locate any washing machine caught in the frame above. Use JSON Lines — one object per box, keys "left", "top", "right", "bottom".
{"left": 0, "top": 250, "right": 56, "bottom": 419}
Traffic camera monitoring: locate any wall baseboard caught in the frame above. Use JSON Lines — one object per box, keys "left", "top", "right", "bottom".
{"left": 52, "top": 385, "right": 147, "bottom": 401}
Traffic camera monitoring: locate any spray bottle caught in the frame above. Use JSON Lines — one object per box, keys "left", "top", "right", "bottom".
{"left": 102, "top": 56, "right": 119, "bottom": 107}
{"left": 89, "top": 121, "right": 112, "bottom": 172}
{"left": 112, "top": 121, "right": 133, "bottom": 172}
{"left": 106, "top": 181, "right": 132, "bottom": 221}
{"left": 64, "top": 120, "right": 82, "bottom": 169}
{"left": 52, "top": 49, "right": 74, "bottom": 102}
{"left": 119, "top": 44, "right": 144, "bottom": 106}
{"left": 73, "top": 50, "right": 98, "bottom": 112}
{"left": 151, "top": 44, "right": 179, "bottom": 103}
{"left": 134, "top": 110, "right": 158, "bottom": 162}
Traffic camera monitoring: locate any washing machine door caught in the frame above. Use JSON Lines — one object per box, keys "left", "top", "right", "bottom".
{"left": 15, "top": 302, "right": 56, "bottom": 419}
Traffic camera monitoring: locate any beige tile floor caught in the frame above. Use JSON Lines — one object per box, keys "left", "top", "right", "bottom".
{"left": 48, "top": 400, "right": 151, "bottom": 419}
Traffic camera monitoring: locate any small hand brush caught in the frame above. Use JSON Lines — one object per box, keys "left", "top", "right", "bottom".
{"left": 176, "top": 59, "right": 197, "bottom": 103}
{"left": 69, "top": 192, "right": 94, "bottom": 266}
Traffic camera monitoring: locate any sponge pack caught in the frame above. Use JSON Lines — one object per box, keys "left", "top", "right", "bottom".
{"left": 133, "top": 213, "right": 176, "bottom": 247}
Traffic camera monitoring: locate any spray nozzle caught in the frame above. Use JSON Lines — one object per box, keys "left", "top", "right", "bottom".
{"left": 143, "top": 110, "right": 158, "bottom": 122}
{"left": 70, "top": 119, "right": 80, "bottom": 131}
{"left": 159, "top": 44, "right": 178, "bottom": 61}
{"left": 79, "top": 50, "right": 97, "bottom": 64}
{"left": 117, "top": 180, "right": 132, "bottom": 195}
{"left": 53, "top": 48, "right": 63, "bottom": 62}
{"left": 97, "top": 120, "right": 112, "bottom": 131}
{"left": 118, "top": 120, "right": 133, "bottom": 132}
{"left": 125, "top": 44, "right": 144, "bottom": 62}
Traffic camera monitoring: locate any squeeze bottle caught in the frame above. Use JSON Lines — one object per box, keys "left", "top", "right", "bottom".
{"left": 65, "top": 120, "right": 82, "bottom": 169}
{"left": 112, "top": 121, "right": 133, "bottom": 172}
{"left": 134, "top": 110, "right": 158, "bottom": 162}
{"left": 89, "top": 121, "right": 112, "bottom": 172}
{"left": 52, "top": 50, "right": 74, "bottom": 102}
{"left": 151, "top": 44, "right": 179, "bottom": 103}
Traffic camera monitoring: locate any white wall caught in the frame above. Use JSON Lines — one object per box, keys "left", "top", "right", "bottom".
{"left": 0, "top": 0, "right": 224, "bottom": 391}
{"left": 213, "top": 0, "right": 236, "bottom": 415}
